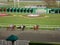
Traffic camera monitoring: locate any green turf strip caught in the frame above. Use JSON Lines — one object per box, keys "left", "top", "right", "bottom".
{"left": 0, "top": 14, "right": 60, "bottom": 26}
{"left": 29, "top": 43, "right": 60, "bottom": 45}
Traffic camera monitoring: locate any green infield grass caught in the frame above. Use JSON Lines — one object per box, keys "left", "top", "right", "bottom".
{"left": 0, "top": 13, "right": 60, "bottom": 29}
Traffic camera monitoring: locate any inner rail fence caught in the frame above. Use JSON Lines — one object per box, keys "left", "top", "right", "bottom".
{"left": 0, "top": 25, "right": 60, "bottom": 30}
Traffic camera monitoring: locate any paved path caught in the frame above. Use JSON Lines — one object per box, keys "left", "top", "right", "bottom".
{"left": 0, "top": 30, "right": 60, "bottom": 43}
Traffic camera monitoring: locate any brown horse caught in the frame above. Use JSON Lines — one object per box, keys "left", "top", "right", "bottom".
{"left": 7, "top": 24, "right": 16, "bottom": 31}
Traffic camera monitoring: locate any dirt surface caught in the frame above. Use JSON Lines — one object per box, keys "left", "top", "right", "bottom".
{"left": 0, "top": 29, "right": 60, "bottom": 43}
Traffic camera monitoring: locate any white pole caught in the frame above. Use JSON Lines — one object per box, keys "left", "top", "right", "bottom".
{"left": 17, "top": 0, "right": 19, "bottom": 7}
{"left": 14, "top": 0, "right": 16, "bottom": 7}
{"left": 57, "top": 1, "right": 59, "bottom": 8}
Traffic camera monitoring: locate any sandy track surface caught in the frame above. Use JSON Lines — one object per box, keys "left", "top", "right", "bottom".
{"left": 0, "top": 30, "right": 60, "bottom": 42}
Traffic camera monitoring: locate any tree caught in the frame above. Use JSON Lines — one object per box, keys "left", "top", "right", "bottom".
{"left": 7, "top": 0, "right": 10, "bottom": 2}
{"left": 6, "top": 35, "right": 19, "bottom": 45}
{"left": 7, "top": 0, "right": 13, "bottom": 2}
{"left": 43, "top": 0, "right": 57, "bottom": 8}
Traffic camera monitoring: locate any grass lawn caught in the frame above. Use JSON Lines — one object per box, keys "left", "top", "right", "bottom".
{"left": 29, "top": 42, "right": 60, "bottom": 45}
{"left": 0, "top": 13, "right": 60, "bottom": 28}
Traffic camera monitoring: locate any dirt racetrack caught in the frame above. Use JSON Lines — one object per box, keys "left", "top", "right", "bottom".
{"left": 0, "top": 29, "right": 60, "bottom": 43}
